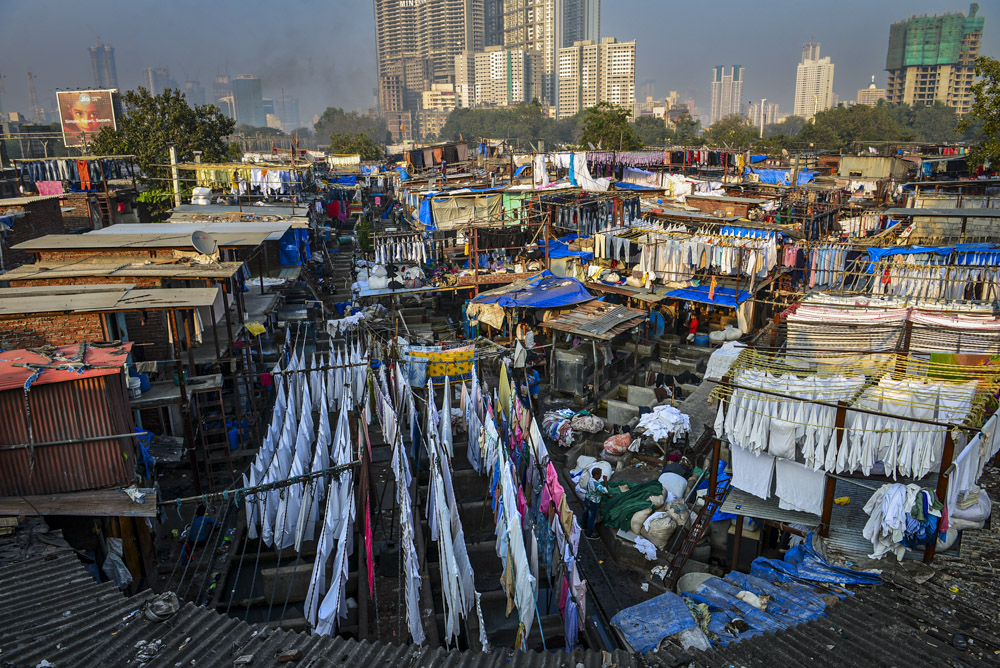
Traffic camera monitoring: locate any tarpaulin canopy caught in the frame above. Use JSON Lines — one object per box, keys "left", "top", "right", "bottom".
{"left": 543, "top": 234, "right": 594, "bottom": 261}
{"left": 665, "top": 285, "right": 751, "bottom": 307}
{"left": 614, "top": 181, "right": 660, "bottom": 190}
{"left": 747, "top": 168, "right": 816, "bottom": 186}
{"left": 331, "top": 175, "right": 357, "bottom": 186}
{"left": 471, "top": 270, "right": 593, "bottom": 308}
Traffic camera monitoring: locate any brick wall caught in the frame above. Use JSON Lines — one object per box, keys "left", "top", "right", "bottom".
{"left": 35, "top": 249, "right": 175, "bottom": 262}
{"left": 59, "top": 193, "right": 98, "bottom": 233}
{"left": 685, "top": 196, "right": 750, "bottom": 217}
{"left": 0, "top": 313, "right": 105, "bottom": 350}
{"left": 123, "top": 312, "right": 174, "bottom": 364}
{"left": 0, "top": 199, "right": 65, "bottom": 269}
{"left": 7, "top": 276, "right": 162, "bottom": 289}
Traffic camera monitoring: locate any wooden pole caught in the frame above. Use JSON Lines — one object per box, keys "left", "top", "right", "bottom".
{"left": 924, "top": 430, "right": 956, "bottom": 563}
{"left": 819, "top": 401, "right": 848, "bottom": 538}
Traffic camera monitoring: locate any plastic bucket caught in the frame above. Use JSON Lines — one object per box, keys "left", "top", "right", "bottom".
{"left": 128, "top": 376, "right": 142, "bottom": 398}
{"left": 694, "top": 333, "right": 709, "bottom": 347}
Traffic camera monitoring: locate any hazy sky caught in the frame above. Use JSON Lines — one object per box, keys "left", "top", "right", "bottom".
{"left": 0, "top": 0, "right": 996, "bottom": 126}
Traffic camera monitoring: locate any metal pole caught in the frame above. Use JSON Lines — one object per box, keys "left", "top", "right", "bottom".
{"left": 169, "top": 144, "right": 182, "bottom": 207}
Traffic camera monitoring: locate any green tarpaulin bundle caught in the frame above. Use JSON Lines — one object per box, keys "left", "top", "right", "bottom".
{"left": 600, "top": 479, "right": 665, "bottom": 531}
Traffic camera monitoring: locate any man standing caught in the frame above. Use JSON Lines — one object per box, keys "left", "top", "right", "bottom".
{"left": 584, "top": 468, "right": 609, "bottom": 539}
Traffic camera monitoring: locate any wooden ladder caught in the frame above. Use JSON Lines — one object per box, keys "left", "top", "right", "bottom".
{"left": 662, "top": 480, "right": 731, "bottom": 590}
{"left": 193, "top": 387, "right": 235, "bottom": 489}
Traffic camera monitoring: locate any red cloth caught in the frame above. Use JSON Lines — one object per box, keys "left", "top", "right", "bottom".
{"left": 689, "top": 318, "right": 699, "bottom": 335}
{"left": 327, "top": 202, "right": 339, "bottom": 218}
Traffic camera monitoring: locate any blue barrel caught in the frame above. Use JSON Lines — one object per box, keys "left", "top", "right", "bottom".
{"left": 694, "top": 333, "right": 710, "bottom": 347}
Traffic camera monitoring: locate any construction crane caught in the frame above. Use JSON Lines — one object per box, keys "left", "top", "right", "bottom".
{"left": 27, "top": 71, "right": 43, "bottom": 124}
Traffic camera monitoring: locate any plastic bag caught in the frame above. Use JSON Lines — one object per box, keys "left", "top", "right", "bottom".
{"left": 102, "top": 537, "right": 133, "bottom": 589}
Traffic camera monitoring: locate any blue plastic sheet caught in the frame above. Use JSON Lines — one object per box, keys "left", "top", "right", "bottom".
{"left": 749, "top": 534, "right": 882, "bottom": 587}
{"left": 471, "top": 271, "right": 593, "bottom": 308}
{"left": 750, "top": 154, "right": 768, "bottom": 163}
{"left": 719, "top": 226, "right": 785, "bottom": 239}
{"left": 610, "top": 591, "right": 698, "bottom": 654}
{"left": 418, "top": 197, "right": 435, "bottom": 231}
{"left": 396, "top": 166, "right": 410, "bottom": 181}
{"left": 544, "top": 234, "right": 593, "bottom": 260}
{"left": 614, "top": 181, "right": 660, "bottom": 190}
{"left": 331, "top": 175, "right": 357, "bottom": 186}
{"left": 278, "top": 228, "right": 311, "bottom": 266}
{"left": 747, "top": 168, "right": 816, "bottom": 185}
{"left": 665, "top": 285, "right": 751, "bottom": 307}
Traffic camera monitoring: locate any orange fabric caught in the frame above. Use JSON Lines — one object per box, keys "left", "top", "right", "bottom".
{"left": 432, "top": 148, "right": 444, "bottom": 164}
{"left": 76, "top": 160, "right": 91, "bottom": 190}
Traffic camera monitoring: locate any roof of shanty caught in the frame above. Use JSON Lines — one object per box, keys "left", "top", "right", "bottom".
{"left": 170, "top": 203, "right": 312, "bottom": 221}
{"left": 91, "top": 221, "right": 301, "bottom": 239}
{"left": 0, "top": 550, "right": 636, "bottom": 668}
{"left": 683, "top": 194, "right": 769, "bottom": 205}
{"left": 0, "top": 285, "right": 219, "bottom": 316}
{"left": 0, "top": 342, "right": 132, "bottom": 392}
{"left": 883, "top": 207, "right": 1000, "bottom": 218}
{"left": 12, "top": 231, "right": 273, "bottom": 251}
{"left": 0, "top": 195, "right": 62, "bottom": 207}
{"left": 646, "top": 208, "right": 743, "bottom": 223}
{"left": 541, "top": 301, "right": 646, "bottom": 340}
{"left": 0, "top": 259, "right": 244, "bottom": 281}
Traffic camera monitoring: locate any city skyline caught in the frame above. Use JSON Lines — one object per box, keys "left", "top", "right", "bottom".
{"left": 0, "top": 0, "right": 996, "bottom": 128}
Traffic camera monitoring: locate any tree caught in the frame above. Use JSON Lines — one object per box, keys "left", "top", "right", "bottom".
{"left": 89, "top": 87, "right": 235, "bottom": 182}
{"left": 632, "top": 115, "right": 671, "bottom": 146}
{"left": 671, "top": 113, "right": 702, "bottom": 145}
{"left": 961, "top": 56, "right": 1000, "bottom": 170}
{"left": 804, "top": 104, "right": 912, "bottom": 150}
{"left": 702, "top": 114, "right": 760, "bottom": 148}
{"left": 578, "top": 102, "right": 642, "bottom": 150}
{"left": 328, "top": 131, "right": 384, "bottom": 160}
{"left": 764, "top": 115, "right": 806, "bottom": 138}
{"left": 888, "top": 101, "right": 960, "bottom": 143}
{"left": 314, "top": 107, "right": 390, "bottom": 144}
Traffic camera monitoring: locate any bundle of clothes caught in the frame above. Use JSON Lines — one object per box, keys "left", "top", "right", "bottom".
{"left": 862, "top": 483, "right": 947, "bottom": 561}
{"left": 542, "top": 409, "right": 605, "bottom": 448}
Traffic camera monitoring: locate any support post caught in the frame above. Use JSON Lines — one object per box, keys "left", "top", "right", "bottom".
{"left": 925, "top": 430, "right": 956, "bottom": 563}
{"left": 169, "top": 144, "right": 181, "bottom": 208}
{"left": 170, "top": 309, "right": 202, "bottom": 494}
{"left": 819, "top": 401, "right": 848, "bottom": 537}
{"left": 731, "top": 514, "right": 744, "bottom": 571}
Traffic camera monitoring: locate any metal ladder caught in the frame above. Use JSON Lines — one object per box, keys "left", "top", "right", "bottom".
{"left": 662, "top": 480, "right": 731, "bottom": 590}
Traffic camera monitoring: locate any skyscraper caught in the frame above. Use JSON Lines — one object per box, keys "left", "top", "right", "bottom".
{"left": 183, "top": 80, "right": 206, "bottom": 107}
{"left": 89, "top": 42, "right": 118, "bottom": 89}
{"left": 709, "top": 65, "right": 743, "bottom": 125}
{"left": 454, "top": 46, "right": 542, "bottom": 108}
{"left": 793, "top": 42, "right": 835, "bottom": 119}
{"left": 885, "top": 4, "right": 984, "bottom": 115}
{"left": 233, "top": 75, "right": 265, "bottom": 127}
{"left": 212, "top": 75, "right": 232, "bottom": 114}
{"left": 502, "top": 0, "right": 601, "bottom": 105}
{"left": 276, "top": 95, "right": 301, "bottom": 132}
{"left": 485, "top": 0, "right": 505, "bottom": 47}
{"left": 557, "top": 38, "right": 635, "bottom": 120}
{"left": 141, "top": 67, "right": 176, "bottom": 96}
{"left": 374, "top": 0, "right": 486, "bottom": 124}
{"left": 856, "top": 77, "right": 887, "bottom": 106}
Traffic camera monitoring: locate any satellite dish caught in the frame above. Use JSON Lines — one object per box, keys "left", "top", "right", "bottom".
{"left": 191, "top": 230, "right": 218, "bottom": 255}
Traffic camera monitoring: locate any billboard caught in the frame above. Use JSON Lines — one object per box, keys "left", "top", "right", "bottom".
{"left": 56, "top": 89, "right": 119, "bottom": 148}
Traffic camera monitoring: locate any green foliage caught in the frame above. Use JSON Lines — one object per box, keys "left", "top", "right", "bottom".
{"left": 439, "top": 102, "right": 581, "bottom": 147}
{"left": 314, "top": 108, "right": 390, "bottom": 144}
{"left": 328, "top": 131, "right": 384, "bottom": 160}
{"left": 137, "top": 188, "right": 176, "bottom": 222}
{"left": 632, "top": 115, "right": 672, "bottom": 146}
{"left": 89, "top": 87, "right": 235, "bottom": 183}
{"left": 355, "top": 216, "right": 373, "bottom": 253}
{"left": 961, "top": 56, "right": 1000, "bottom": 169}
{"left": 236, "top": 123, "right": 285, "bottom": 137}
{"left": 887, "top": 101, "right": 960, "bottom": 143}
{"left": 702, "top": 114, "right": 761, "bottom": 148}
{"left": 579, "top": 102, "right": 642, "bottom": 150}
{"left": 671, "top": 113, "right": 702, "bottom": 145}
{"left": 803, "top": 104, "right": 913, "bottom": 150}
{"left": 764, "top": 115, "right": 805, "bottom": 138}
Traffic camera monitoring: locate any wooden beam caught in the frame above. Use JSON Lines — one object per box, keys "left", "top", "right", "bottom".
{"left": 0, "top": 489, "right": 157, "bottom": 517}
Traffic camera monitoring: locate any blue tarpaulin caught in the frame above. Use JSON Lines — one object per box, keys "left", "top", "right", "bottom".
{"left": 614, "top": 181, "right": 660, "bottom": 190}
{"left": 665, "top": 285, "right": 751, "bottom": 307}
{"left": 543, "top": 234, "right": 594, "bottom": 261}
{"left": 750, "top": 154, "right": 768, "bottom": 163}
{"left": 866, "top": 243, "right": 1000, "bottom": 267}
{"left": 514, "top": 165, "right": 527, "bottom": 177}
{"left": 612, "top": 532, "right": 879, "bottom": 653}
{"left": 278, "top": 228, "right": 312, "bottom": 266}
{"left": 331, "top": 175, "right": 357, "bottom": 186}
{"left": 396, "top": 166, "right": 410, "bottom": 181}
{"left": 747, "top": 168, "right": 816, "bottom": 186}
{"left": 611, "top": 591, "right": 698, "bottom": 654}
{"left": 418, "top": 196, "right": 435, "bottom": 231}
{"left": 471, "top": 271, "right": 593, "bottom": 308}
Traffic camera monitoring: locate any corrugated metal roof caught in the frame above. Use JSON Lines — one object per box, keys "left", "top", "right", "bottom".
{"left": 13, "top": 231, "right": 273, "bottom": 251}
{"left": 0, "top": 553, "right": 639, "bottom": 668}
{"left": 883, "top": 207, "right": 1000, "bottom": 218}
{"left": 0, "top": 286, "right": 219, "bottom": 315}
{"left": 0, "top": 195, "right": 63, "bottom": 206}
{"left": 541, "top": 301, "right": 646, "bottom": 341}
{"left": 0, "top": 342, "right": 131, "bottom": 392}
{"left": 91, "top": 222, "right": 297, "bottom": 240}
{"left": 1, "top": 260, "right": 244, "bottom": 281}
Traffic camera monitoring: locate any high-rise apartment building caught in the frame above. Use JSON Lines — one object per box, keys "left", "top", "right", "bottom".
{"left": 746, "top": 100, "right": 780, "bottom": 128}
{"left": 233, "top": 75, "right": 265, "bottom": 128}
{"left": 454, "top": 46, "right": 542, "bottom": 108}
{"left": 709, "top": 65, "right": 743, "bottom": 125}
{"left": 212, "top": 75, "right": 232, "bottom": 113}
{"left": 793, "top": 42, "right": 835, "bottom": 119}
{"left": 885, "top": 4, "right": 984, "bottom": 115}
{"left": 856, "top": 77, "right": 887, "bottom": 106}
{"left": 485, "top": 0, "right": 505, "bottom": 46}
{"left": 141, "top": 67, "right": 176, "bottom": 96}
{"left": 556, "top": 38, "right": 635, "bottom": 119}
{"left": 502, "top": 0, "right": 600, "bottom": 105}
{"left": 182, "top": 80, "right": 206, "bottom": 107}
{"left": 374, "top": 0, "right": 486, "bottom": 127}
{"left": 276, "top": 95, "right": 301, "bottom": 132}
{"left": 89, "top": 42, "right": 118, "bottom": 89}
